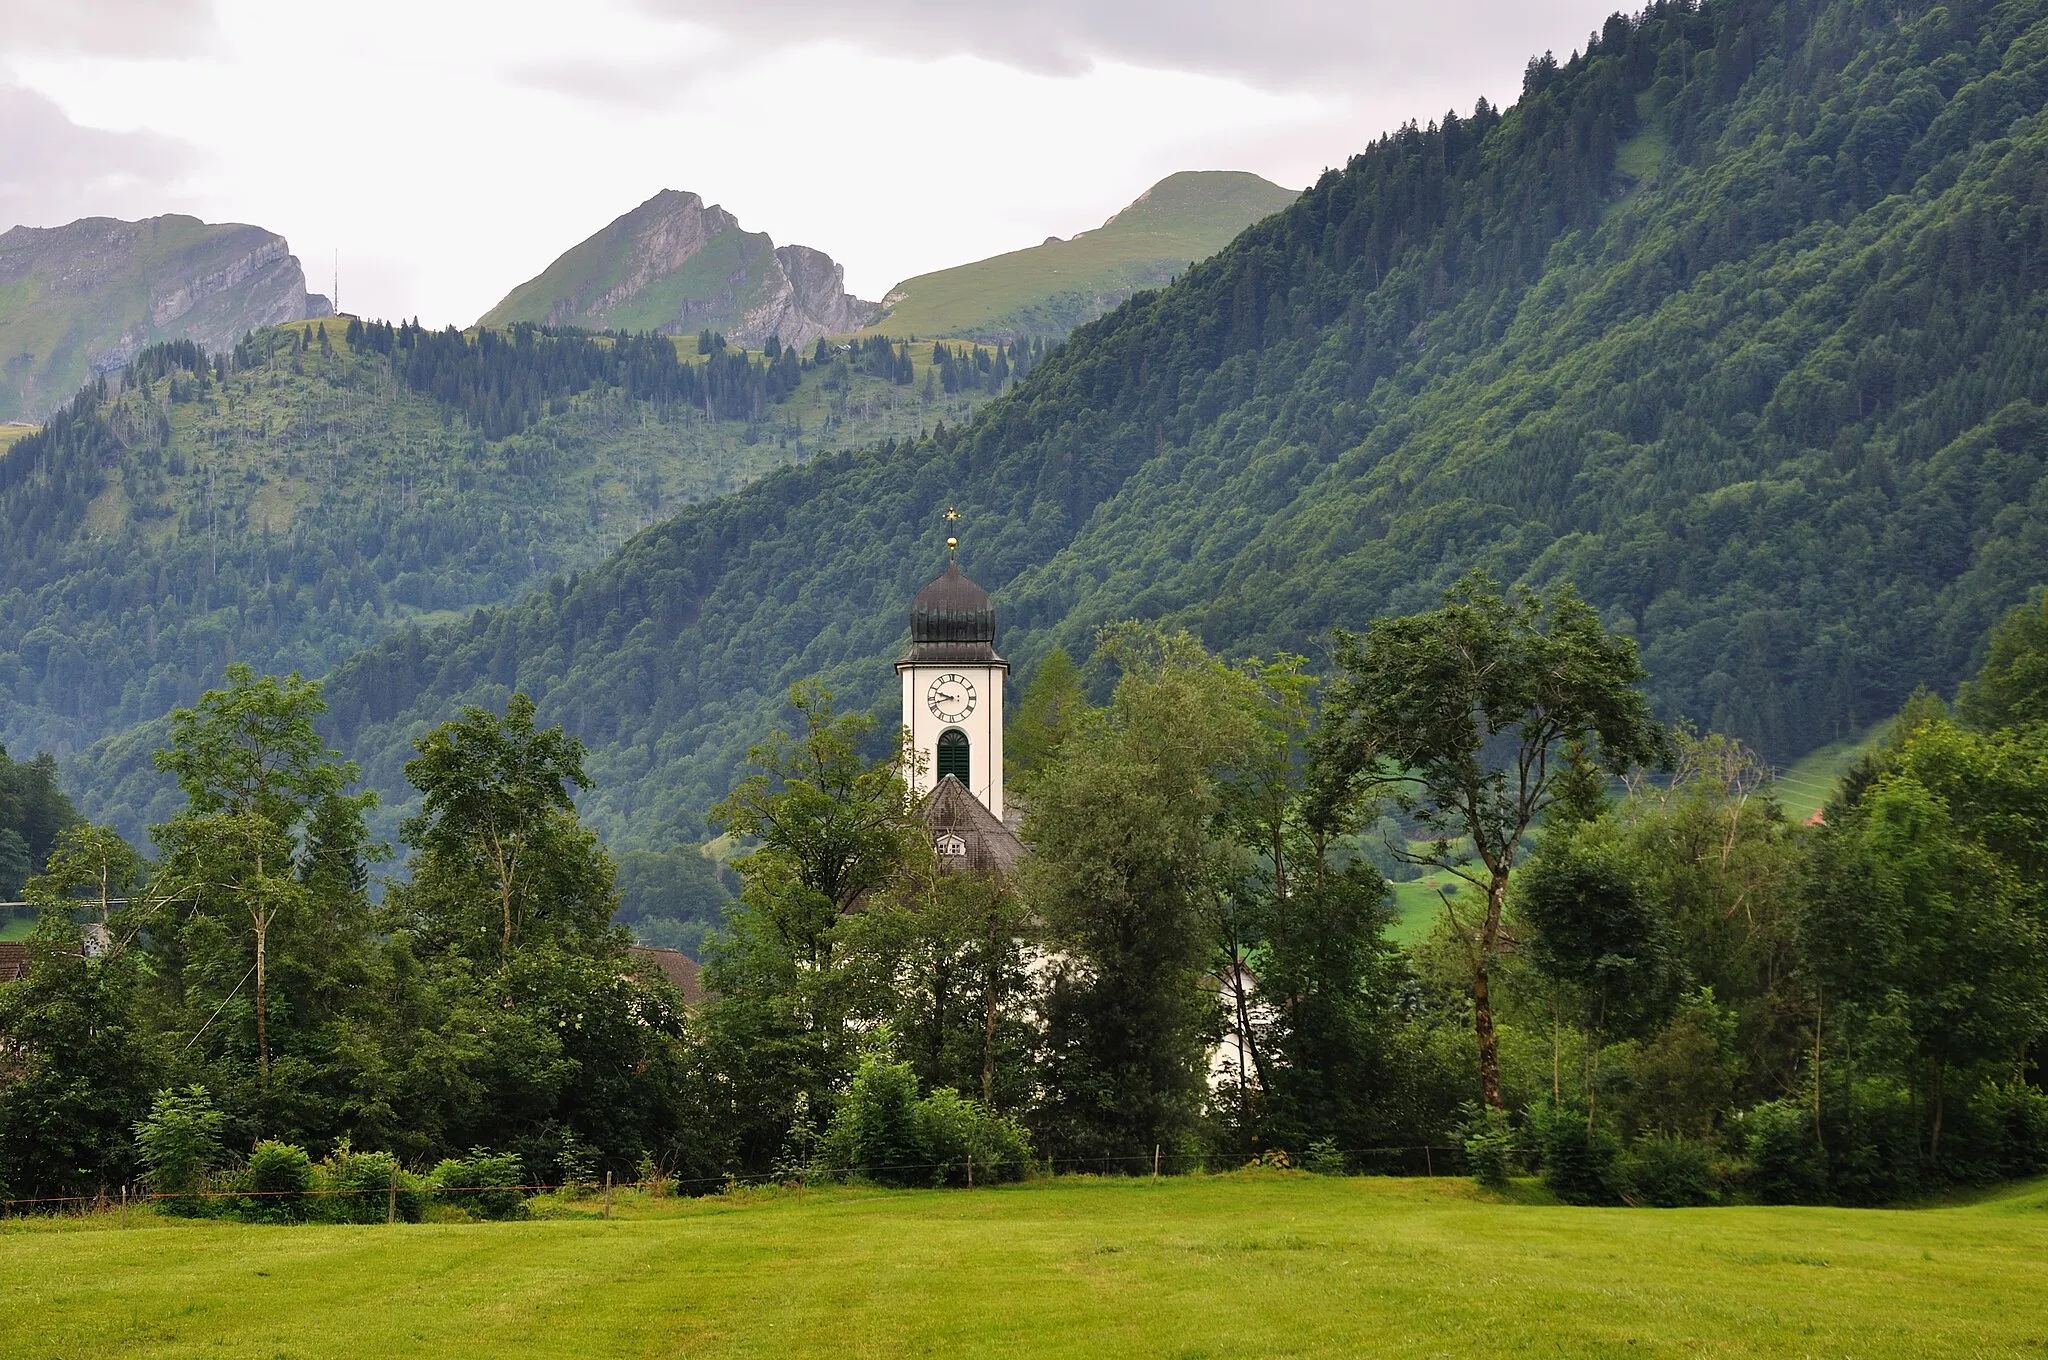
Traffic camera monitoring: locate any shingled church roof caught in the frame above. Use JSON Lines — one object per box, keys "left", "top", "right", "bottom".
{"left": 921, "top": 774, "right": 1026, "bottom": 875}
{"left": 903, "top": 562, "right": 1004, "bottom": 666}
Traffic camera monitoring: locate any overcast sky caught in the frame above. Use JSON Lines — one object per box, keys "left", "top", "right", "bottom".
{"left": 1, "top": 0, "right": 1621, "bottom": 327}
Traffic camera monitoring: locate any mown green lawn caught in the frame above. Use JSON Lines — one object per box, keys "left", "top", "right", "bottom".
{"left": 7, "top": 1173, "right": 2045, "bottom": 1358}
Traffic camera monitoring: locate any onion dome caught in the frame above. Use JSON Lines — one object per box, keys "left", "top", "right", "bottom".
{"left": 905, "top": 561, "right": 1003, "bottom": 665}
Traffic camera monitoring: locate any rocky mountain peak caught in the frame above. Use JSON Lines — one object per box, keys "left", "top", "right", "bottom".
{"left": 480, "top": 190, "right": 877, "bottom": 349}
{"left": 0, "top": 213, "right": 329, "bottom": 421}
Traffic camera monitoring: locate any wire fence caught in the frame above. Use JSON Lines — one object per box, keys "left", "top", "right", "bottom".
{"left": 1, "top": 1144, "right": 1469, "bottom": 1219}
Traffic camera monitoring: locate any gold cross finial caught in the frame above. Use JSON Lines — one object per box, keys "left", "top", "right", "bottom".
{"left": 944, "top": 506, "right": 959, "bottom": 560}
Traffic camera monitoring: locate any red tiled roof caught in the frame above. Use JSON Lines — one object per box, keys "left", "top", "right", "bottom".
{"left": 629, "top": 946, "right": 704, "bottom": 1005}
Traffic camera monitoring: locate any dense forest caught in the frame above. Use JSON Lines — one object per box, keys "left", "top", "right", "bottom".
{"left": 0, "top": 747, "right": 76, "bottom": 903}
{"left": 0, "top": 322, "right": 1010, "bottom": 834}
{"left": 3, "top": 582, "right": 2043, "bottom": 1210}
{"left": 273, "top": 0, "right": 2048, "bottom": 852}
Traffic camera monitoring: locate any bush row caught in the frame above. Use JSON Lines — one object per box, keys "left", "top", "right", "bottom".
{"left": 157, "top": 1143, "right": 530, "bottom": 1224}
{"left": 1463, "top": 1081, "right": 2048, "bottom": 1206}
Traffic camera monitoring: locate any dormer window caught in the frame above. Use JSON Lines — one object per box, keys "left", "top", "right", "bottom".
{"left": 936, "top": 832, "right": 968, "bottom": 857}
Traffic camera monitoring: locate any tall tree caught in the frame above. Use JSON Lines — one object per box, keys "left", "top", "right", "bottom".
{"left": 1006, "top": 646, "right": 1087, "bottom": 790}
{"left": 1211, "top": 654, "right": 1403, "bottom": 1156}
{"left": 1958, "top": 592, "right": 2048, "bottom": 733}
{"left": 1025, "top": 626, "right": 1260, "bottom": 1164}
{"left": 699, "top": 682, "right": 918, "bottom": 1170}
{"left": 151, "top": 665, "right": 375, "bottom": 1083}
{"left": 397, "top": 692, "right": 609, "bottom": 960}
{"left": 1320, "top": 572, "right": 1668, "bottom": 1109}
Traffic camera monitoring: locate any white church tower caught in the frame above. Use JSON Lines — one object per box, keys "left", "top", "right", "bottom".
{"left": 898, "top": 529, "right": 1006, "bottom": 819}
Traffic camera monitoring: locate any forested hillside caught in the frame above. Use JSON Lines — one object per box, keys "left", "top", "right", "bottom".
{"left": 2, "top": 321, "right": 1016, "bottom": 814}
{"left": 257, "top": 0, "right": 2048, "bottom": 853}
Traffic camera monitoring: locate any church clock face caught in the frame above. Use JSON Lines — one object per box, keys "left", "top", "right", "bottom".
{"left": 926, "top": 673, "right": 977, "bottom": 723}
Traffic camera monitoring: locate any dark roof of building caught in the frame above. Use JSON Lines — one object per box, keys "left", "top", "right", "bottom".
{"left": 921, "top": 775, "right": 1027, "bottom": 876}
{"left": 903, "top": 561, "right": 1005, "bottom": 666}
{"left": 629, "top": 946, "right": 704, "bottom": 1005}
{"left": 0, "top": 942, "right": 27, "bottom": 984}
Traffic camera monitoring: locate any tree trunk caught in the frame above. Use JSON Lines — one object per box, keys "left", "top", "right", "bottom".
{"left": 1930, "top": 1061, "right": 1947, "bottom": 1161}
{"left": 1551, "top": 994, "right": 1562, "bottom": 1103}
{"left": 1473, "top": 872, "right": 1508, "bottom": 1110}
{"left": 253, "top": 912, "right": 269, "bottom": 1079}
{"left": 981, "top": 962, "right": 999, "bottom": 1106}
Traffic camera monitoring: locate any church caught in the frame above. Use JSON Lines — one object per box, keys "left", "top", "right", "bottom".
{"left": 899, "top": 533, "right": 1026, "bottom": 875}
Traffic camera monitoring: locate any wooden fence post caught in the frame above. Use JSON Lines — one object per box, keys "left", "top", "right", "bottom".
{"left": 604, "top": 1171, "right": 613, "bottom": 1220}
{"left": 120, "top": 1185, "right": 128, "bottom": 1229}
{"left": 387, "top": 1168, "right": 397, "bottom": 1225}
{"left": 1153, "top": 1145, "right": 1160, "bottom": 1180}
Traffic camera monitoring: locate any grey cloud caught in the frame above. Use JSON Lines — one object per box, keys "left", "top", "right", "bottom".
{"left": 632, "top": 0, "right": 1623, "bottom": 94}
{"left": 514, "top": 55, "right": 715, "bottom": 108}
{"left": 0, "top": 0, "right": 215, "bottom": 57}
{"left": 0, "top": 83, "right": 193, "bottom": 230}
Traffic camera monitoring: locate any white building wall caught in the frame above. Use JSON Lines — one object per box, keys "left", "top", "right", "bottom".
{"left": 898, "top": 661, "right": 1006, "bottom": 819}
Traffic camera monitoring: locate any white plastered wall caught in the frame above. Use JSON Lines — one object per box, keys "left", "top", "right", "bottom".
{"left": 898, "top": 661, "right": 1007, "bottom": 818}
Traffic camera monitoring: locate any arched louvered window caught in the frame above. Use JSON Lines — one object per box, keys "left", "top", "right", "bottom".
{"left": 937, "top": 728, "right": 970, "bottom": 786}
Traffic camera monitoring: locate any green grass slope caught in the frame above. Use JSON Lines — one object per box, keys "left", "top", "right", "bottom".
{"left": 861, "top": 171, "right": 1300, "bottom": 340}
{"left": 1772, "top": 721, "right": 1885, "bottom": 821}
{"left": 0, "top": 215, "right": 323, "bottom": 422}
{"left": 6, "top": 1176, "right": 2045, "bottom": 1358}
{"left": 309, "top": 0, "right": 2048, "bottom": 849}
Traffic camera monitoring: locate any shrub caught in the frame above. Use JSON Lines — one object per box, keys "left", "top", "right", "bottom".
{"left": 1461, "top": 1108, "right": 1516, "bottom": 1190}
{"left": 132, "top": 1086, "right": 224, "bottom": 1215}
{"left": 320, "top": 1142, "right": 425, "bottom": 1223}
{"left": 1821, "top": 1079, "right": 1921, "bottom": 1206}
{"left": 1303, "top": 1137, "right": 1348, "bottom": 1176}
{"left": 1532, "top": 1104, "right": 1624, "bottom": 1205}
{"left": 1619, "top": 1135, "right": 1717, "bottom": 1207}
{"left": 244, "top": 1141, "right": 315, "bottom": 1222}
{"left": 1965, "top": 1082, "right": 2048, "bottom": 1180}
{"left": 820, "top": 1056, "right": 926, "bottom": 1186}
{"left": 820, "top": 1054, "right": 1033, "bottom": 1187}
{"left": 1740, "top": 1100, "right": 1825, "bottom": 1204}
{"left": 432, "top": 1150, "right": 528, "bottom": 1220}
{"left": 913, "top": 1087, "right": 1033, "bottom": 1186}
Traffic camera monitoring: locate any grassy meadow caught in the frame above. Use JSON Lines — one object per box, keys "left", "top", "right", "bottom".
{"left": 1772, "top": 723, "right": 1884, "bottom": 821}
{"left": 6, "top": 1173, "right": 2044, "bottom": 1359}
{"left": 860, "top": 171, "right": 1299, "bottom": 341}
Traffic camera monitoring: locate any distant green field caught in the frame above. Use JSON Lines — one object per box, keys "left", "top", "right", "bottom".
{"left": 861, "top": 171, "right": 1299, "bottom": 341}
{"left": 0, "top": 423, "right": 36, "bottom": 455}
{"left": 7, "top": 1174, "right": 2043, "bottom": 1358}
{"left": 1387, "top": 875, "right": 1461, "bottom": 945}
{"left": 1772, "top": 723, "right": 1884, "bottom": 821}
{"left": 0, "top": 913, "right": 32, "bottom": 941}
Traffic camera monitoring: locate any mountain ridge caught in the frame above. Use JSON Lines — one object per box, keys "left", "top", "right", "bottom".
{"left": 477, "top": 190, "right": 878, "bottom": 348}
{"left": 0, "top": 214, "right": 330, "bottom": 421}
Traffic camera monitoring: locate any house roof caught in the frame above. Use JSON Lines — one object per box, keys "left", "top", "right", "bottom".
{"left": 921, "top": 774, "right": 1027, "bottom": 876}
{"left": 629, "top": 946, "right": 704, "bottom": 1005}
{"left": 0, "top": 942, "right": 27, "bottom": 984}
